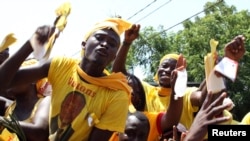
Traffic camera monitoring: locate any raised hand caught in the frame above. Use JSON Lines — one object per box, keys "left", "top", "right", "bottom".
{"left": 34, "top": 25, "right": 56, "bottom": 45}
{"left": 183, "top": 91, "right": 231, "bottom": 141}
{"left": 171, "top": 54, "right": 187, "bottom": 92}
{"left": 224, "top": 35, "right": 245, "bottom": 62}
{"left": 175, "top": 54, "right": 187, "bottom": 71}
{"left": 123, "top": 24, "right": 140, "bottom": 44}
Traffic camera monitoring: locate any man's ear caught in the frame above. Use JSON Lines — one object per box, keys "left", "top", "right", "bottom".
{"left": 81, "top": 41, "right": 86, "bottom": 57}
{"left": 81, "top": 41, "right": 86, "bottom": 49}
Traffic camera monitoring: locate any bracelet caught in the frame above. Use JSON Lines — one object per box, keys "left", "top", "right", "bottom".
{"left": 122, "top": 41, "right": 132, "bottom": 46}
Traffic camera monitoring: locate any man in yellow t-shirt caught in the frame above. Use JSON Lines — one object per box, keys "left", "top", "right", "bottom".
{"left": 111, "top": 24, "right": 205, "bottom": 131}
{"left": 48, "top": 56, "right": 130, "bottom": 140}
{"left": 110, "top": 43, "right": 185, "bottom": 141}
{"left": 140, "top": 54, "right": 201, "bottom": 130}
{"left": 0, "top": 18, "right": 132, "bottom": 141}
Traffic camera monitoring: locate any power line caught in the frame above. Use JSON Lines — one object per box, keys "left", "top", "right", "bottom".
{"left": 146, "top": 0, "right": 223, "bottom": 40}
{"left": 70, "top": 0, "right": 160, "bottom": 57}
{"left": 71, "top": 50, "right": 80, "bottom": 58}
{"left": 70, "top": 0, "right": 222, "bottom": 57}
{"left": 127, "top": 0, "right": 158, "bottom": 20}
{"left": 135, "top": 0, "right": 172, "bottom": 23}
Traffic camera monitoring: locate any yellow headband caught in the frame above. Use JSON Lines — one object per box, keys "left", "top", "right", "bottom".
{"left": 159, "top": 53, "right": 179, "bottom": 65}
{"left": 82, "top": 18, "right": 132, "bottom": 42}
{"left": 154, "top": 53, "right": 180, "bottom": 82}
{"left": 81, "top": 18, "right": 132, "bottom": 57}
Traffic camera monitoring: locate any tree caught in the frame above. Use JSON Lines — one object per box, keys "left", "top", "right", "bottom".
{"left": 129, "top": 0, "right": 250, "bottom": 120}
{"left": 128, "top": 25, "right": 178, "bottom": 82}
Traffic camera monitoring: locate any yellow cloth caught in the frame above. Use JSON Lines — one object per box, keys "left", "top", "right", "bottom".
{"left": 157, "top": 87, "right": 172, "bottom": 112}
{"left": 144, "top": 112, "right": 162, "bottom": 141}
{"left": 141, "top": 80, "right": 199, "bottom": 130}
{"left": 241, "top": 112, "right": 250, "bottom": 124}
{"left": 81, "top": 18, "right": 132, "bottom": 57}
{"left": 128, "top": 103, "right": 137, "bottom": 113}
{"left": 40, "top": 2, "right": 71, "bottom": 62}
{"left": 48, "top": 56, "right": 130, "bottom": 140}
{"left": 156, "top": 87, "right": 199, "bottom": 129}
{"left": 21, "top": 59, "right": 51, "bottom": 97}
{"left": 55, "top": 2, "right": 71, "bottom": 31}
{"left": 141, "top": 81, "right": 165, "bottom": 112}
{"left": 83, "top": 18, "right": 132, "bottom": 42}
{"left": 0, "top": 33, "right": 17, "bottom": 52}
{"left": 21, "top": 58, "right": 38, "bottom": 67}
{"left": 154, "top": 53, "right": 179, "bottom": 82}
{"left": 4, "top": 98, "right": 44, "bottom": 123}
{"left": 77, "top": 66, "right": 131, "bottom": 95}
{"left": 204, "top": 39, "right": 218, "bottom": 84}
{"left": 0, "top": 128, "right": 19, "bottom": 141}
{"left": 157, "top": 87, "right": 171, "bottom": 97}
{"left": 218, "top": 110, "right": 240, "bottom": 125}
{"left": 179, "top": 87, "right": 199, "bottom": 129}
{"left": 109, "top": 132, "right": 119, "bottom": 141}
{"left": 36, "top": 78, "right": 51, "bottom": 97}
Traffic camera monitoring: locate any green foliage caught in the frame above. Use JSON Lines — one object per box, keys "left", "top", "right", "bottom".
{"left": 128, "top": 1, "right": 250, "bottom": 120}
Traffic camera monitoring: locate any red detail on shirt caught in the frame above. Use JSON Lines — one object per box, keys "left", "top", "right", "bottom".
{"left": 156, "top": 112, "right": 164, "bottom": 134}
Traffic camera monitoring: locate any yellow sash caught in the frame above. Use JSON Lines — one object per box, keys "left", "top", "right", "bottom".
{"left": 77, "top": 66, "right": 131, "bottom": 95}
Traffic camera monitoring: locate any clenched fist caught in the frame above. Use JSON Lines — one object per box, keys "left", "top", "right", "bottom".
{"left": 34, "top": 25, "right": 56, "bottom": 45}
{"left": 224, "top": 35, "right": 245, "bottom": 62}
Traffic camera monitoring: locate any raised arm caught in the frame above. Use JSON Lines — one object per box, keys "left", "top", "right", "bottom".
{"left": 160, "top": 54, "right": 186, "bottom": 132}
{"left": 190, "top": 79, "right": 207, "bottom": 107}
{"left": 183, "top": 91, "right": 231, "bottom": 141}
{"left": 190, "top": 35, "right": 245, "bottom": 108}
{"left": 224, "top": 35, "right": 245, "bottom": 62}
{"left": 112, "top": 24, "right": 140, "bottom": 74}
{"left": 0, "top": 26, "right": 54, "bottom": 91}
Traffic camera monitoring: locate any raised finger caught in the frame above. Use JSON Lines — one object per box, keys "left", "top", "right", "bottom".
{"left": 201, "top": 91, "right": 213, "bottom": 110}
{"left": 176, "top": 54, "right": 184, "bottom": 69}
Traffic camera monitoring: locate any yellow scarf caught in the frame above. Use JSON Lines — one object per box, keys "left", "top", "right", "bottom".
{"left": 77, "top": 66, "right": 131, "bottom": 95}
{"left": 157, "top": 87, "right": 171, "bottom": 97}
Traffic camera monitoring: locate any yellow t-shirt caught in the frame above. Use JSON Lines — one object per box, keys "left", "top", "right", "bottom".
{"left": 144, "top": 112, "right": 163, "bottom": 141}
{"left": 48, "top": 56, "right": 129, "bottom": 141}
{"left": 141, "top": 81, "right": 199, "bottom": 130}
{"left": 141, "top": 81, "right": 165, "bottom": 112}
{"left": 179, "top": 87, "right": 199, "bottom": 129}
{"left": 218, "top": 110, "right": 240, "bottom": 125}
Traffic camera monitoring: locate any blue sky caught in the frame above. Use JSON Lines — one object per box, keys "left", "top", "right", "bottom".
{"left": 0, "top": 0, "right": 249, "bottom": 79}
